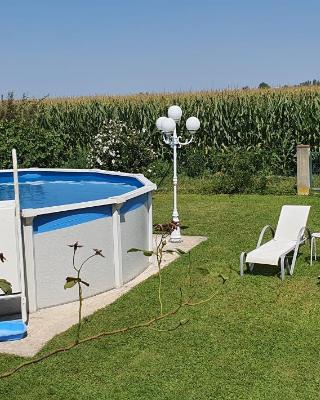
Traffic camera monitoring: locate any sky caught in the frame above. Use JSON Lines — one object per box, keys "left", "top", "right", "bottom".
{"left": 0, "top": 0, "right": 319, "bottom": 98}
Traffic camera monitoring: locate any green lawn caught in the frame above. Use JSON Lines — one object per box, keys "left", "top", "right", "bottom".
{"left": 1, "top": 194, "right": 320, "bottom": 399}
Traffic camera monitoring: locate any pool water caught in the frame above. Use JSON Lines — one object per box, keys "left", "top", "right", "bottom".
{"left": 0, "top": 171, "right": 142, "bottom": 209}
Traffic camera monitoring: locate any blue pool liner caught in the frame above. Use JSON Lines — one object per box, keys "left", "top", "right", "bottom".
{"left": 33, "top": 193, "right": 148, "bottom": 234}
{"left": 0, "top": 319, "right": 27, "bottom": 341}
{"left": 0, "top": 170, "right": 144, "bottom": 209}
{"left": 33, "top": 205, "right": 113, "bottom": 234}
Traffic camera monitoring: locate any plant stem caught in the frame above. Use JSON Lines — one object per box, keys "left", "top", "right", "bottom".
{"left": 156, "top": 234, "right": 166, "bottom": 315}
{"left": 158, "top": 260, "right": 163, "bottom": 315}
{"left": 73, "top": 250, "right": 96, "bottom": 344}
{"left": 76, "top": 270, "right": 83, "bottom": 344}
{"left": 188, "top": 252, "right": 192, "bottom": 289}
{"left": 79, "top": 254, "right": 96, "bottom": 272}
{"left": 0, "top": 300, "right": 183, "bottom": 379}
{"left": 0, "top": 292, "right": 216, "bottom": 380}
{"left": 72, "top": 248, "right": 76, "bottom": 269}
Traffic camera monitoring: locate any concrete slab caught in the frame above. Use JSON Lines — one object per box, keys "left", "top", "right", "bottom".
{"left": 0, "top": 235, "right": 206, "bottom": 357}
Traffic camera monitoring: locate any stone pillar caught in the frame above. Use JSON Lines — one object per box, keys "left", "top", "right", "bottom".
{"left": 297, "top": 144, "right": 311, "bottom": 195}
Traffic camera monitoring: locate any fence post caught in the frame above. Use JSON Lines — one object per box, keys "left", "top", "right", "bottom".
{"left": 297, "top": 144, "right": 311, "bottom": 195}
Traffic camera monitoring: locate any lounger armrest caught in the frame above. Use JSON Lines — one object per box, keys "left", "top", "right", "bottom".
{"left": 256, "top": 225, "right": 275, "bottom": 248}
{"left": 288, "top": 226, "right": 311, "bottom": 276}
{"left": 297, "top": 226, "right": 311, "bottom": 243}
{"left": 304, "top": 227, "right": 311, "bottom": 242}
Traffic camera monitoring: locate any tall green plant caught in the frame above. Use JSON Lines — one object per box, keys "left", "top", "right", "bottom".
{"left": 64, "top": 242, "right": 105, "bottom": 343}
{"left": 128, "top": 222, "right": 186, "bottom": 315}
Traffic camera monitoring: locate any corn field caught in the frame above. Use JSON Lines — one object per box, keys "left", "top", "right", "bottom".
{"left": 1, "top": 86, "right": 320, "bottom": 175}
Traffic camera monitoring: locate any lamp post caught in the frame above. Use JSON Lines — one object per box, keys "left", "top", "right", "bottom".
{"left": 156, "top": 106, "right": 200, "bottom": 242}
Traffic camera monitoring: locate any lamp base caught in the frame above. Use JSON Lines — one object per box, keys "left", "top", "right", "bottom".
{"left": 169, "top": 237, "right": 183, "bottom": 243}
{"left": 170, "top": 225, "right": 182, "bottom": 243}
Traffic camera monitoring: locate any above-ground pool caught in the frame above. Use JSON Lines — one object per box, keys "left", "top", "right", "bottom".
{"left": 0, "top": 169, "right": 156, "bottom": 316}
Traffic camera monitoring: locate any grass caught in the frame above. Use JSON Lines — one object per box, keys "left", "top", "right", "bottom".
{"left": 1, "top": 193, "right": 320, "bottom": 399}
{"left": 153, "top": 173, "right": 296, "bottom": 195}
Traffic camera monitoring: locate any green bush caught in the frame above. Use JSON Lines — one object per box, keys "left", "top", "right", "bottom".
{"left": 156, "top": 174, "right": 295, "bottom": 196}
{"left": 181, "top": 150, "right": 209, "bottom": 178}
{"left": 202, "top": 172, "right": 267, "bottom": 194}
{"left": 265, "top": 176, "right": 296, "bottom": 195}
{"left": 0, "top": 120, "right": 70, "bottom": 168}
{"left": 145, "top": 159, "right": 172, "bottom": 186}
{"left": 0, "top": 118, "right": 103, "bottom": 170}
{"left": 182, "top": 148, "right": 268, "bottom": 194}
{"left": 0, "top": 118, "right": 292, "bottom": 195}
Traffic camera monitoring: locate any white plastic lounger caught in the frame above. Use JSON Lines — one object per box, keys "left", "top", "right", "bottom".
{"left": 240, "top": 205, "right": 311, "bottom": 280}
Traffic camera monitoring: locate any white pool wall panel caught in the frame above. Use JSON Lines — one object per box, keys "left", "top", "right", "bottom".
{"left": 121, "top": 196, "right": 150, "bottom": 284}
{"left": 0, "top": 201, "right": 21, "bottom": 293}
{"left": 33, "top": 216, "right": 115, "bottom": 309}
{"left": 0, "top": 201, "right": 22, "bottom": 317}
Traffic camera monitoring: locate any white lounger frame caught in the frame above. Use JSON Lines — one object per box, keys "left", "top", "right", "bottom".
{"left": 240, "top": 224, "right": 311, "bottom": 281}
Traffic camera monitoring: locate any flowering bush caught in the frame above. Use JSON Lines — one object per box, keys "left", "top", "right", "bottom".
{"left": 89, "top": 119, "right": 157, "bottom": 173}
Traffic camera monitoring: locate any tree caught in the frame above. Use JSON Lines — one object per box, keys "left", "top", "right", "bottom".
{"left": 258, "top": 82, "right": 270, "bottom": 89}
{"left": 299, "top": 79, "right": 320, "bottom": 87}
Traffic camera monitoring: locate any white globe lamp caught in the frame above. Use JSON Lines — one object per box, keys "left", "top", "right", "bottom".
{"left": 161, "top": 117, "right": 176, "bottom": 133}
{"left": 186, "top": 116, "right": 200, "bottom": 133}
{"left": 168, "top": 105, "right": 182, "bottom": 122}
{"left": 156, "top": 116, "right": 166, "bottom": 131}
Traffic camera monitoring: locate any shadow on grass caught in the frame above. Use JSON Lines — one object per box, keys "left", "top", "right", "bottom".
{"left": 243, "top": 264, "right": 281, "bottom": 278}
{"left": 242, "top": 251, "right": 311, "bottom": 279}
